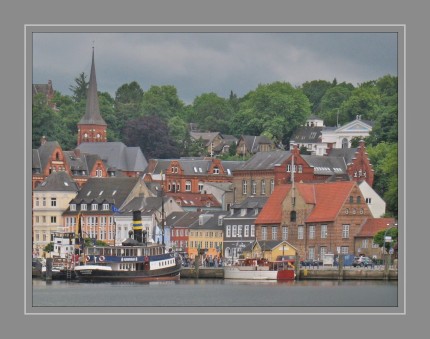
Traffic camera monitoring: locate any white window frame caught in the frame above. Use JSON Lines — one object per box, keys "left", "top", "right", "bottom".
{"left": 282, "top": 226, "right": 288, "bottom": 240}
{"left": 272, "top": 226, "right": 278, "bottom": 240}
{"left": 298, "top": 225, "right": 304, "bottom": 240}
{"left": 309, "top": 225, "right": 315, "bottom": 239}
{"left": 238, "top": 225, "right": 243, "bottom": 237}
{"left": 92, "top": 203, "right": 98, "bottom": 211}
{"left": 226, "top": 225, "right": 231, "bottom": 238}
{"left": 232, "top": 225, "right": 237, "bottom": 237}
{"left": 308, "top": 247, "right": 315, "bottom": 260}
{"left": 102, "top": 203, "right": 109, "bottom": 211}
{"left": 244, "top": 225, "right": 249, "bottom": 237}
{"left": 261, "top": 226, "right": 267, "bottom": 240}
{"left": 270, "top": 179, "right": 275, "bottom": 194}
{"left": 321, "top": 224, "right": 328, "bottom": 238}
{"left": 242, "top": 180, "right": 248, "bottom": 195}
{"left": 342, "top": 224, "right": 350, "bottom": 239}
{"left": 51, "top": 197, "right": 57, "bottom": 207}
{"left": 261, "top": 180, "right": 266, "bottom": 195}
{"left": 81, "top": 204, "right": 87, "bottom": 211}
{"left": 341, "top": 246, "right": 349, "bottom": 254}
{"left": 185, "top": 180, "right": 192, "bottom": 192}
{"left": 251, "top": 180, "right": 257, "bottom": 195}
{"left": 251, "top": 225, "right": 255, "bottom": 237}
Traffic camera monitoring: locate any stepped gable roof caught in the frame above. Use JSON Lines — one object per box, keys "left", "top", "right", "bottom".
{"left": 165, "top": 211, "right": 204, "bottom": 228}
{"left": 356, "top": 218, "right": 396, "bottom": 237}
{"left": 77, "top": 142, "right": 148, "bottom": 172}
{"left": 327, "top": 147, "right": 358, "bottom": 165}
{"left": 33, "top": 171, "right": 78, "bottom": 192}
{"left": 301, "top": 154, "right": 347, "bottom": 175}
{"left": 237, "top": 150, "right": 291, "bottom": 171}
{"left": 69, "top": 177, "right": 140, "bottom": 207}
{"left": 290, "top": 126, "right": 323, "bottom": 144}
{"left": 78, "top": 48, "right": 107, "bottom": 126}
{"left": 305, "top": 181, "right": 356, "bottom": 223}
{"left": 255, "top": 185, "right": 291, "bottom": 224}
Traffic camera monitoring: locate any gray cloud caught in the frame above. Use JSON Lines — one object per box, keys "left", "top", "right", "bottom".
{"left": 32, "top": 31, "right": 398, "bottom": 104}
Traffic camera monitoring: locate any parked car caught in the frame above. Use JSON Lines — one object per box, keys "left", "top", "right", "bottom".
{"left": 300, "top": 259, "right": 323, "bottom": 267}
{"left": 352, "top": 256, "right": 374, "bottom": 267}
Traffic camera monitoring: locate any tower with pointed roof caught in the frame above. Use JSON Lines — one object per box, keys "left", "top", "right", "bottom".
{"left": 77, "top": 48, "right": 107, "bottom": 145}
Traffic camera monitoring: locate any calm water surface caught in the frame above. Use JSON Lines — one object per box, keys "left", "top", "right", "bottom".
{"left": 32, "top": 278, "right": 398, "bottom": 308}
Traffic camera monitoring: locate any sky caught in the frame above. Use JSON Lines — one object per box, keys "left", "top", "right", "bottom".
{"left": 32, "top": 31, "right": 398, "bottom": 104}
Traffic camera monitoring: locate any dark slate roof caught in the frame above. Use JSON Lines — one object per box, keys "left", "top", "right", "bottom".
{"left": 165, "top": 211, "right": 204, "bottom": 228}
{"left": 33, "top": 171, "right": 79, "bottom": 192}
{"left": 290, "top": 126, "right": 323, "bottom": 144}
{"left": 327, "top": 147, "right": 358, "bottom": 165}
{"left": 241, "top": 135, "right": 273, "bottom": 153}
{"left": 203, "top": 182, "right": 234, "bottom": 192}
{"left": 120, "top": 196, "right": 166, "bottom": 216}
{"left": 32, "top": 149, "right": 42, "bottom": 172}
{"left": 144, "top": 159, "right": 173, "bottom": 175}
{"left": 190, "top": 132, "right": 221, "bottom": 146}
{"left": 77, "top": 142, "right": 148, "bottom": 172}
{"left": 178, "top": 159, "right": 212, "bottom": 175}
{"left": 301, "top": 154, "right": 347, "bottom": 175}
{"left": 221, "top": 160, "right": 244, "bottom": 174}
{"left": 63, "top": 151, "right": 90, "bottom": 172}
{"left": 256, "top": 240, "right": 285, "bottom": 251}
{"left": 36, "top": 141, "right": 62, "bottom": 170}
{"left": 231, "top": 196, "right": 268, "bottom": 210}
{"left": 78, "top": 49, "right": 107, "bottom": 126}
{"left": 189, "top": 211, "right": 229, "bottom": 230}
{"left": 69, "top": 177, "right": 140, "bottom": 207}
{"left": 236, "top": 150, "right": 291, "bottom": 171}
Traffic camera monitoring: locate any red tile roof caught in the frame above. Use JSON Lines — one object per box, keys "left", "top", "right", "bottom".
{"left": 356, "top": 218, "right": 396, "bottom": 237}
{"left": 305, "top": 181, "right": 356, "bottom": 223}
{"left": 255, "top": 185, "right": 291, "bottom": 224}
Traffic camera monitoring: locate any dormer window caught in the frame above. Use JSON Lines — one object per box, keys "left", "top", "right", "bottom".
{"left": 81, "top": 204, "right": 87, "bottom": 211}
{"left": 92, "top": 203, "right": 98, "bottom": 211}
{"left": 102, "top": 203, "right": 109, "bottom": 211}
{"left": 70, "top": 204, "right": 76, "bottom": 211}
{"left": 213, "top": 167, "right": 219, "bottom": 174}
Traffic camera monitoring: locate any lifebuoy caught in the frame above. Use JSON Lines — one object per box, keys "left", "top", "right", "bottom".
{"left": 144, "top": 256, "right": 149, "bottom": 262}
{"left": 99, "top": 256, "right": 105, "bottom": 262}
{"left": 86, "top": 255, "right": 91, "bottom": 262}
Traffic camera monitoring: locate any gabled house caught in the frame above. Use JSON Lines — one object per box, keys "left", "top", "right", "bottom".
{"left": 354, "top": 218, "right": 396, "bottom": 259}
{"left": 236, "top": 135, "right": 276, "bottom": 157}
{"left": 358, "top": 181, "right": 386, "bottom": 217}
{"left": 190, "top": 132, "right": 224, "bottom": 157}
{"left": 76, "top": 142, "right": 148, "bottom": 178}
{"left": 33, "top": 171, "right": 79, "bottom": 257}
{"left": 62, "top": 177, "right": 147, "bottom": 245}
{"left": 32, "top": 137, "right": 109, "bottom": 189}
{"left": 166, "top": 211, "right": 205, "bottom": 254}
{"left": 222, "top": 197, "right": 267, "bottom": 262}
{"left": 255, "top": 181, "right": 374, "bottom": 261}
{"left": 244, "top": 240, "right": 298, "bottom": 262}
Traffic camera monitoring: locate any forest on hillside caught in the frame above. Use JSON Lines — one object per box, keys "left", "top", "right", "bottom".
{"left": 32, "top": 74, "right": 399, "bottom": 217}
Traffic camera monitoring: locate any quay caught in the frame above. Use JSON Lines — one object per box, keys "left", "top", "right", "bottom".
{"left": 180, "top": 267, "right": 398, "bottom": 280}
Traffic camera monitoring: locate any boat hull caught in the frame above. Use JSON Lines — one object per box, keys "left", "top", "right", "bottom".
{"left": 74, "top": 262, "right": 182, "bottom": 283}
{"left": 223, "top": 267, "right": 295, "bottom": 280}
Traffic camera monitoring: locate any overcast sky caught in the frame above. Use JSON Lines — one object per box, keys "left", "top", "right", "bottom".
{"left": 32, "top": 31, "right": 398, "bottom": 104}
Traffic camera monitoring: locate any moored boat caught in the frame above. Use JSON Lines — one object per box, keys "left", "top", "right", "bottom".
{"left": 223, "top": 258, "right": 296, "bottom": 281}
{"left": 74, "top": 210, "right": 181, "bottom": 282}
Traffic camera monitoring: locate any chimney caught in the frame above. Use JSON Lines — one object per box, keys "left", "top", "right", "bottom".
{"left": 40, "top": 136, "right": 47, "bottom": 146}
{"left": 132, "top": 210, "right": 146, "bottom": 243}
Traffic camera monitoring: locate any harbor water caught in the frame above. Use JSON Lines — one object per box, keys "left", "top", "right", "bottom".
{"left": 31, "top": 278, "right": 398, "bottom": 309}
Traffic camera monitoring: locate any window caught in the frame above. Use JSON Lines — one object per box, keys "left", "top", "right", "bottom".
{"left": 298, "top": 165, "right": 303, "bottom": 173}
{"left": 320, "top": 246, "right": 327, "bottom": 258}
{"left": 342, "top": 224, "right": 350, "bottom": 239}
{"left": 345, "top": 208, "right": 349, "bottom": 215}
{"left": 42, "top": 197, "right": 46, "bottom": 206}
{"left": 361, "top": 239, "right": 368, "bottom": 248}
{"left": 282, "top": 226, "right": 288, "bottom": 240}
{"left": 272, "top": 226, "right": 278, "bottom": 240}
{"left": 251, "top": 225, "right": 255, "bottom": 237}
{"left": 308, "top": 247, "right": 315, "bottom": 260}
{"left": 309, "top": 225, "right": 315, "bottom": 239}
{"left": 198, "top": 182, "right": 204, "bottom": 192}
{"left": 81, "top": 204, "right": 87, "bottom": 211}
{"left": 213, "top": 167, "right": 219, "bottom": 174}
{"left": 51, "top": 198, "right": 57, "bottom": 207}
{"left": 287, "top": 164, "right": 291, "bottom": 172}
{"left": 102, "top": 203, "right": 109, "bottom": 211}
{"left": 261, "top": 227, "right": 267, "bottom": 240}
{"left": 298, "top": 225, "right": 304, "bottom": 239}
{"left": 261, "top": 180, "right": 266, "bottom": 195}
{"left": 366, "top": 198, "right": 372, "bottom": 204}
{"left": 357, "top": 196, "right": 361, "bottom": 204}
{"left": 232, "top": 225, "right": 237, "bottom": 237}
{"left": 244, "top": 225, "right": 249, "bottom": 237}
{"left": 51, "top": 216, "right": 56, "bottom": 224}
{"left": 290, "top": 211, "right": 296, "bottom": 222}
{"left": 320, "top": 224, "right": 328, "bottom": 239}
{"left": 92, "top": 203, "right": 98, "bottom": 211}
{"left": 238, "top": 225, "right": 243, "bottom": 237}
{"left": 270, "top": 179, "right": 275, "bottom": 194}
{"left": 242, "top": 180, "right": 248, "bottom": 195}
{"left": 35, "top": 197, "right": 39, "bottom": 206}
{"left": 341, "top": 246, "right": 349, "bottom": 254}
{"left": 342, "top": 138, "right": 348, "bottom": 149}
{"left": 226, "top": 225, "right": 231, "bottom": 237}
{"left": 35, "top": 216, "right": 40, "bottom": 224}
{"left": 96, "top": 169, "right": 102, "bottom": 177}
{"left": 185, "top": 181, "right": 191, "bottom": 192}
{"left": 251, "top": 180, "right": 257, "bottom": 195}
{"left": 349, "top": 196, "right": 353, "bottom": 204}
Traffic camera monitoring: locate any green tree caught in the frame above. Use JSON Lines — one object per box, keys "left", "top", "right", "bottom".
{"left": 373, "top": 228, "right": 398, "bottom": 253}
{"left": 300, "top": 79, "right": 333, "bottom": 114}
{"left": 231, "top": 82, "right": 311, "bottom": 145}
{"left": 43, "top": 242, "right": 54, "bottom": 253}
{"left": 339, "top": 85, "right": 381, "bottom": 122}
{"left": 168, "top": 116, "right": 189, "bottom": 156}
{"left": 319, "top": 82, "right": 354, "bottom": 126}
{"left": 141, "top": 85, "right": 185, "bottom": 121}
{"left": 69, "top": 72, "right": 89, "bottom": 103}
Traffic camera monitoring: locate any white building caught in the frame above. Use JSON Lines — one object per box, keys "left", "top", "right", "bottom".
{"left": 358, "top": 180, "right": 386, "bottom": 218}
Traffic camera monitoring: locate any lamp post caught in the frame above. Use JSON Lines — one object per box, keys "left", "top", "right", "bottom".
{"left": 383, "top": 223, "right": 398, "bottom": 261}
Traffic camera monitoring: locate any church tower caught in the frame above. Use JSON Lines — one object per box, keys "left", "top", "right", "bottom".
{"left": 77, "top": 47, "right": 107, "bottom": 145}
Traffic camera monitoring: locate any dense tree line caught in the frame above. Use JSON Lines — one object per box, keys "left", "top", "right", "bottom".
{"left": 32, "top": 74, "right": 398, "bottom": 217}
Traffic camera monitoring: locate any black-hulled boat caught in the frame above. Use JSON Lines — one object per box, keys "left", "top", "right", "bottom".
{"left": 74, "top": 211, "right": 181, "bottom": 282}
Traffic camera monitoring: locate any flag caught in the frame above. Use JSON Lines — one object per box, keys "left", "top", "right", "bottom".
{"left": 112, "top": 204, "right": 120, "bottom": 213}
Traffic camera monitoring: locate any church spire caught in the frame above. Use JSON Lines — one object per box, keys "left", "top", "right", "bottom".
{"left": 77, "top": 47, "right": 107, "bottom": 145}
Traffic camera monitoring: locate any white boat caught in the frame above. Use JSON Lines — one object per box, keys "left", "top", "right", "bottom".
{"left": 223, "top": 258, "right": 296, "bottom": 281}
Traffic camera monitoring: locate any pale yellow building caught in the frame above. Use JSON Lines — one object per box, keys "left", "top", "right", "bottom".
{"left": 32, "top": 172, "right": 78, "bottom": 257}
